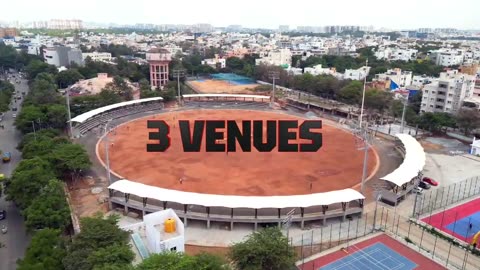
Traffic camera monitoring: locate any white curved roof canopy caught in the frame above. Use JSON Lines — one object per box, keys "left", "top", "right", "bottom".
{"left": 380, "top": 134, "right": 426, "bottom": 187}
{"left": 70, "top": 97, "right": 164, "bottom": 124}
{"left": 183, "top": 94, "right": 270, "bottom": 100}
{"left": 108, "top": 179, "right": 365, "bottom": 209}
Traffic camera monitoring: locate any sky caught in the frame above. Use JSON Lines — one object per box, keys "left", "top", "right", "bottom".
{"left": 2, "top": 0, "right": 479, "bottom": 30}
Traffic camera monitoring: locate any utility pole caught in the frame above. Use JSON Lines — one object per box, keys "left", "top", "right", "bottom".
{"left": 172, "top": 69, "right": 186, "bottom": 106}
{"left": 66, "top": 87, "right": 73, "bottom": 139}
{"left": 268, "top": 71, "right": 280, "bottom": 108}
{"left": 359, "top": 59, "right": 368, "bottom": 128}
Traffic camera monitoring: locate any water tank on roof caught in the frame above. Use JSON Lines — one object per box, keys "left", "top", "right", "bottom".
{"left": 164, "top": 218, "right": 176, "bottom": 233}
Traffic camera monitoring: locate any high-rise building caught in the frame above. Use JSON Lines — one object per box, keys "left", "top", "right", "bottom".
{"left": 43, "top": 46, "right": 83, "bottom": 67}
{"left": 0, "top": 28, "right": 18, "bottom": 38}
{"left": 146, "top": 48, "right": 172, "bottom": 89}
{"left": 420, "top": 70, "right": 476, "bottom": 114}
{"left": 47, "top": 19, "right": 83, "bottom": 30}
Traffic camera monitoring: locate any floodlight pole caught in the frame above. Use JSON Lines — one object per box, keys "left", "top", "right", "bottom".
{"left": 172, "top": 69, "right": 186, "bottom": 106}
{"left": 103, "top": 120, "right": 113, "bottom": 185}
{"left": 268, "top": 71, "right": 280, "bottom": 107}
{"left": 359, "top": 59, "right": 368, "bottom": 128}
{"left": 360, "top": 124, "right": 372, "bottom": 195}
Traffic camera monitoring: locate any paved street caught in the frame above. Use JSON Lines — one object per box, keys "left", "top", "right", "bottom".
{"left": 0, "top": 76, "right": 31, "bottom": 270}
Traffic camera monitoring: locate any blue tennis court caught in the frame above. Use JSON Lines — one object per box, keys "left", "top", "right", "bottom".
{"left": 445, "top": 212, "right": 480, "bottom": 238}
{"left": 319, "top": 243, "right": 417, "bottom": 270}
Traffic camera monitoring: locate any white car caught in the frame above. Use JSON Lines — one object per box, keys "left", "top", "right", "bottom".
{"left": 12, "top": 113, "right": 16, "bottom": 118}
{"left": 413, "top": 186, "right": 423, "bottom": 194}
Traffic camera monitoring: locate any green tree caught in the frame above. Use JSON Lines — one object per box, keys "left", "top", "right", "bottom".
{"left": 17, "top": 229, "right": 66, "bottom": 270}
{"left": 5, "top": 157, "right": 56, "bottom": 209}
{"left": 337, "top": 81, "right": 362, "bottom": 105}
{"left": 25, "top": 60, "right": 58, "bottom": 80}
{"left": 0, "top": 42, "right": 17, "bottom": 70}
{"left": 56, "top": 69, "right": 85, "bottom": 88}
{"left": 135, "top": 252, "right": 195, "bottom": 270}
{"left": 63, "top": 214, "right": 133, "bottom": 270}
{"left": 45, "top": 104, "right": 68, "bottom": 129}
{"left": 0, "top": 80, "right": 15, "bottom": 112}
{"left": 455, "top": 108, "right": 480, "bottom": 135}
{"left": 226, "top": 57, "right": 244, "bottom": 71}
{"left": 52, "top": 143, "right": 91, "bottom": 179}
{"left": 229, "top": 227, "right": 296, "bottom": 270}
{"left": 87, "top": 245, "right": 135, "bottom": 269}
{"left": 24, "top": 179, "right": 71, "bottom": 231}
{"left": 104, "top": 76, "right": 133, "bottom": 101}
{"left": 17, "top": 129, "right": 61, "bottom": 152}
{"left": 14, "top": 105, "right": 47, "bottom": 133}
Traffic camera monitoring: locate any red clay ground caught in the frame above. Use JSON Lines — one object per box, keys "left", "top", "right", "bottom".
{"left": 97, "top": 110, "right": 377, "bottom": 196}
{"left": 298, "top": 234, "right": 447, "bottom": 270}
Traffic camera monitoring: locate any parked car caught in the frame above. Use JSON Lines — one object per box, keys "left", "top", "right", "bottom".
{"left": 423, "top": 177, "right": 438, "bottom": 186}
{"left": 413, "top": 186, "right": 424, "bottom": 194}
{"left": 2, "top": 152, "right": 11, "bottom": 163}
{"left": 419, "top": 181, "right": 431, "bottom": 190}
{"left": 0, "top": 210, "right": 5, "bottom": 220}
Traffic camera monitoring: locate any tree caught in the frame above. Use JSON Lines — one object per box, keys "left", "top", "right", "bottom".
{"left": 56, "top": 69, "right": 84, "bottom": 88}
{"left": 104, "top": 76, "right": 133, "bottom": 101}
{"left": 14, "top": 105, "right": 47, "bottom": 133}
{"left": 87, "top": 244, "right": 135, "bottom": 269}
{"left": 417, "top": 112, "right": 455, "bottom": 133}
{"left": 0, "top": 80, "right": 15, "bottom": 112}
{"left": 17, "top": 128, "right": 61, "bottom": 152}
{"left": 25, "top": 60, "right": 58, "bottom": 80}
{"left": 226, "top": 57, "right": 244, "bottom": 71}
{"left": 63, "top": 214, "right": 133, "bottom": 270}
{"left": 45, "top": 104, "right": 68, "bottom": 129}
{"left": 5, "top": 157, "right": 56, "bottom": 209}
{"left": 52, "top": 143, "right": 91, "bottom": 179}
{"left": 17, "top": 229, "right": 66, "bottom": 270}
{"left": 135, "top": 252, "right": 230, "bottom": 270}
{"left": 456, "top": 108, "right": 480, "bottom": 135}
{"left": 24, "top": 179, "right": 71, "bottom": 231}
{"left": 229, "top": 227, "right": 296, "bottom": 270}
{"left": 337, "top": 81, "right": 362, "bottom": 105}
{"left": 0, "top": 42, "right": 17, "bottom": 70}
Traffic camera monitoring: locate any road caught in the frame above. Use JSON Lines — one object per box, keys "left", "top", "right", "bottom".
{"left": 0, "top": 76, "right": 31, "bottom": 270}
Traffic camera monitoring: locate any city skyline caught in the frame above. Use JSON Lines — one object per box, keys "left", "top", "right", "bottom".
{"left": 2, "top": 0, "right": 479, "bottom": 30}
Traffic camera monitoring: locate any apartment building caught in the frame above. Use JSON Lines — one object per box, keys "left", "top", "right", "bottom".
{"left": 201, "top": 56, "right": 226, "bottom": 69}
{"left": 430, "top": 49, "right": 464, "bottom": 66}
{"left": 420, "top": 70, "right": 476, "bottom": 113}
{"left": 411, "top": 75, "right": 433, "bottom": 87}
{"left": 343, "top": 66, "right": 370, "bottom": 80}
{"left": 43, "top": 46, "right": 83, "bottom": 67}
{"left": 375, "top": 68, "right": 413, "bottom": 88}
{"left": 82, "top": 52, "right": 112, "bottom": 62}
{"left": 255, "top": 49, "right": 292, "bottom": 67}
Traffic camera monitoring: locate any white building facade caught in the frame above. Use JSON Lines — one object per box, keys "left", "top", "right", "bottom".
{"left": 255, "top": 49, "right": 292, "bottom": 67}
{"left": 420, "top": 70, "right": 476, "bottom": 113}
{"left": 82, "top": 52, "right": 112, "bottom": 62}
{"left": 375, "top": 68, "right": 413, "bottom": 88}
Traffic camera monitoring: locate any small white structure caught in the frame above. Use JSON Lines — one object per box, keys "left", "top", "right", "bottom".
{"left": 121, "top": 209, "right": 185, "bottom": 260}
{"left": 471, "top": 137, "right": 480, "bottom": 156}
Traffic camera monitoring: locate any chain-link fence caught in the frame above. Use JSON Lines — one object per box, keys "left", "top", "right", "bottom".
{"left": 296, "top": 205, "right": 480, "bottom": 270}
{"left": 414, "top": 176, "right": 480, "bottom": 218}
